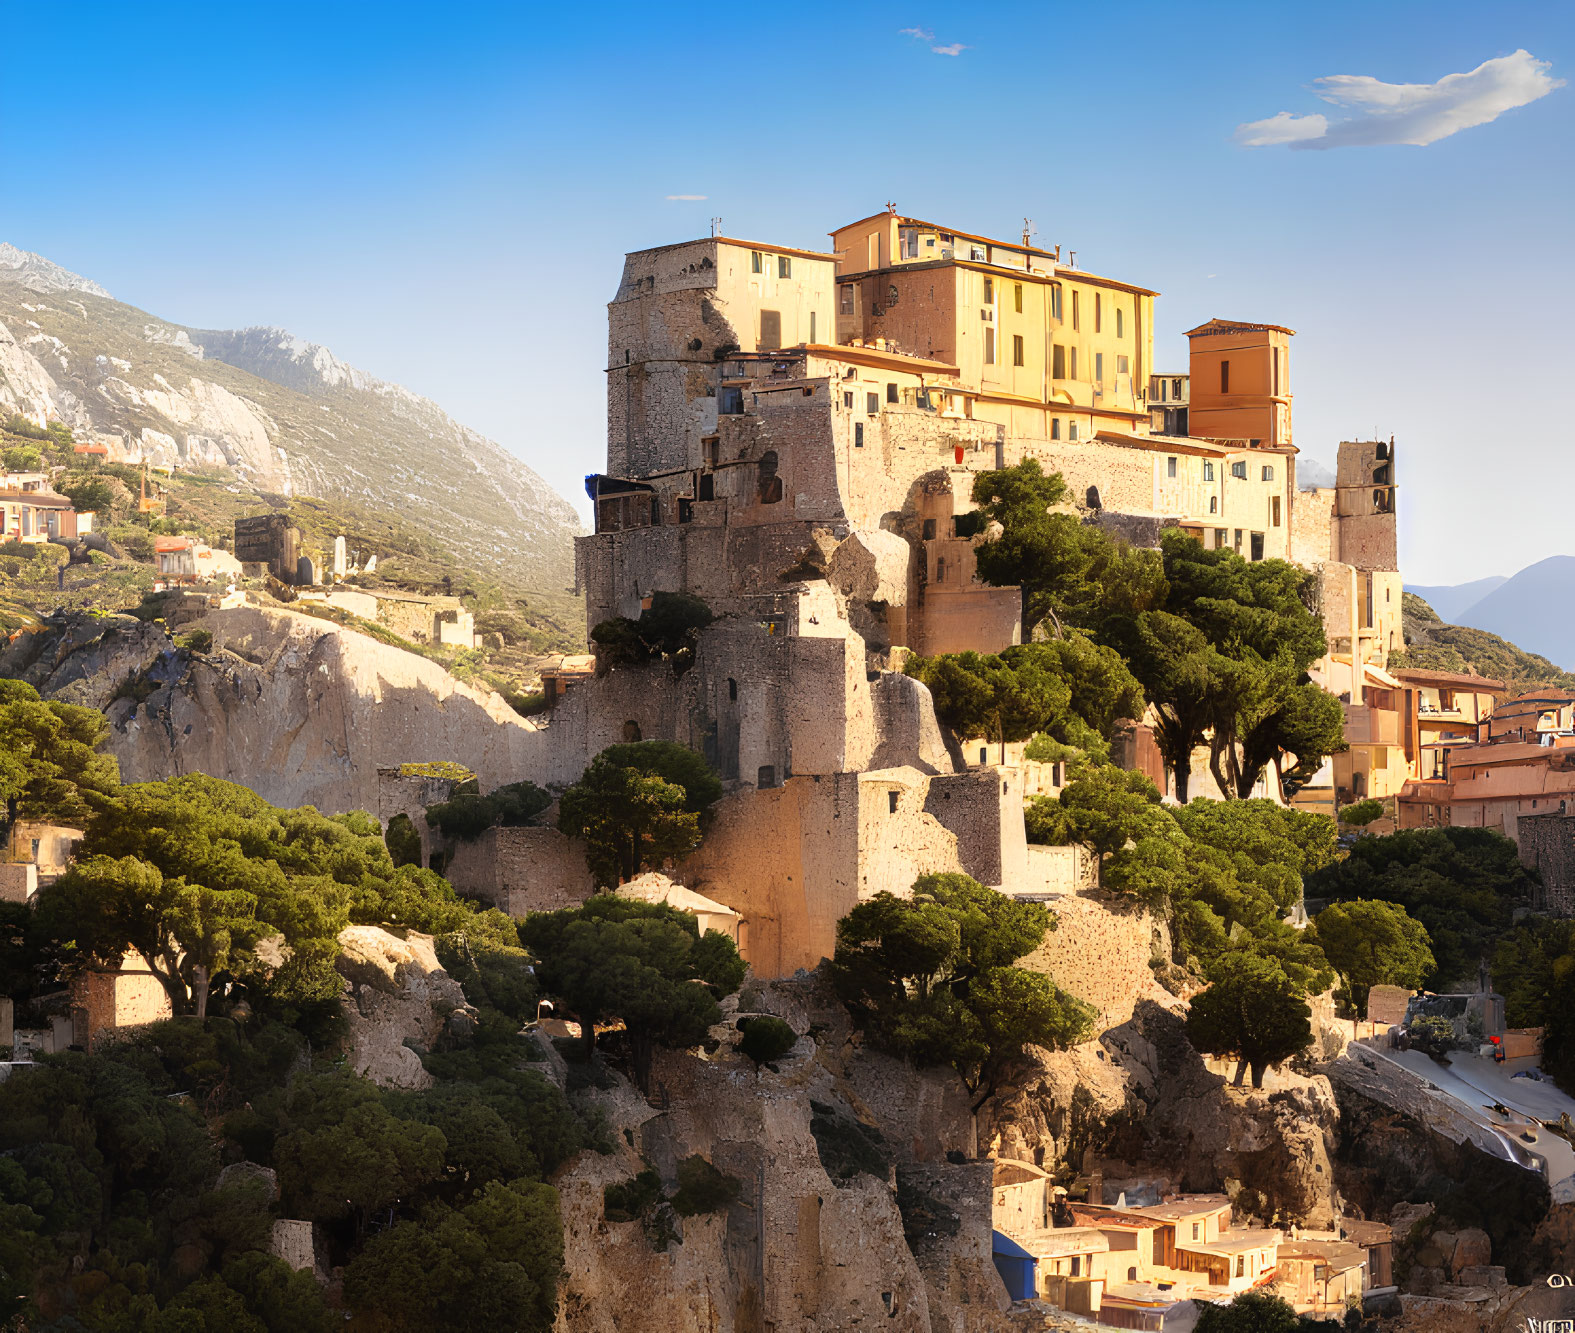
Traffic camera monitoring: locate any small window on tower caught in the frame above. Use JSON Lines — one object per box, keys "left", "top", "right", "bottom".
{"left": 888, "top": 791, "right": 899, "bottom": 814}
{"left": 778, "top": 255, "right": 791, "bottom": 278}
{"left": 1220, "top": 360, "right": 1231, "bottom": 393}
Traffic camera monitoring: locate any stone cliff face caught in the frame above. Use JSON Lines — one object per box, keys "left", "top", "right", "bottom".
{"left": 983, "top": 999, "right": 1342, "bottom": 1228}
{"left": 0, "top": 606, "right": 549, "bottom": 812}
{"left": 551, "top": 970, "right": 1012, "bottom": 1333}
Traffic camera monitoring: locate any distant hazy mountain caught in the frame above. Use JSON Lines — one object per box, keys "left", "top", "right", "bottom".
{"left": 1439, "top": 556, "right": 1575, "bottom": 672}
{"left": 0, "top": 243, "right": 581, "bottom": 588}
{"left": 1408, "top": 575, "right": 1509, "bottom": 625}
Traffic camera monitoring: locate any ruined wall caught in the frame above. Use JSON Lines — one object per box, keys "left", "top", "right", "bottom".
{"left": 1512, "top": 812, "right": 1575, "bottom": 915}
{"left": 677, "top": 767, "right": 969, "bottom": 976}
{"left": 376, "top": 769, "right": 461, "bottom": 869}
{"left": 73, "top": 953, "right": 173, "bottom": 1048}
{"left": 1019, "top": 893, "right": 1170, "bottom": 1029}
{"left": 444, "top": 826, "right": 596, "bottom": 915}
{"left": 1290, "top": 486, "right": 1336, "bottom": 568}
{"left": 922, "top": 767, "right": 1027, "bottom": 888}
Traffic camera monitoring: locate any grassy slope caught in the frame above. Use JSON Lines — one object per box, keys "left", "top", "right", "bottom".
{"left": 1392, "top": 591, "right": 1575, "bottom": 694}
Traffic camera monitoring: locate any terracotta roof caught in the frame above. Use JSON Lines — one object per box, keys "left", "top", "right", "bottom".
{"left": 1185, "top": 318, "right": 1296, "bottom": 337}
{"left": 0, "top": 489, "right": 73, "bottom": 508}
{"left": 1391, "top": 667, "right": 1508, "bottom": 692}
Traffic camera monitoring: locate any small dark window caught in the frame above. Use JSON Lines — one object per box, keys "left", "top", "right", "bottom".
{"left": 623, "top": 719, "right": 642, "bottom": 742}
{"left": 979, "top": 747, "right": 988, "bottom": 763}
{"left": 1085, "top": 486, "right": 1101, "bottom": 510}
{"left": 650, "top": 497, "right": 661, "bottom": 525}
{"left": 888, "top": 791, "right": 899, "bottom": 814}
{"left": 778, "top": 255, "right": 791, "bottom": 278}
{"left": 1250, "top": 532, "right": 1264, "bottom": 561}
{"left": 728, "top": 678, "right": 738, "bottom": 701}
{"left": 1012, "top": 334, "right": 1024, "bottom": 367}
{"left": 1220, "top": 360, "right": 1230, "bottom": 393}
{"left": 983, "top": 276, "right": 994, "bottom": 304}
{"left": 843, "top": 390, "right": 853, "bottom": 408}
{"left": 719, "top": 387, "right": 744, "bottom": 415}
{"left": 758, "top": 765, "right": 777, "bottom": 788}
{"left": 1051, "top": 418, "right": 1061, "bottom": 440}
{"left": 887, "top": 382, "right": 898, "bottom": 403}
{"left": 854, "top": 423, "right": 864, "bottom": 447}
{"left": 757, "top": 450, "right": 783, "bottom": 504}
{"left": 867, "top": 392, "right": 879, "bottom": 414}
{"left": 1014, "top": 283, "right": 1023, "bottom": 313}
{"left": 1095, "top": 292, "right": 1102, "bottom": 333}
{"left": 678, "top": 498, "right": 693, "bottom": 523}
{"left": 698, "top": 473, "right": 714, "bottom": 501}
{"left": 751, "top": 251, "right": 763, "bottom": 274}
{"left": 1231, "top": 461, "right": 1247, "bottom": 479}
{"left": 922, "top": 518, "right": 936, "bottom": 539}
{"left": 1166, "top": 456, "right": 1177, "bottom": 478}
{"left": 1052, "top": 344, "right": 1066, "bottom": 379}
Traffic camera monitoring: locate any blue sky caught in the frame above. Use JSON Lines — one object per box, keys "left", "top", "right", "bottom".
{"left": 4, "top": 1, "right": 1570, "bottom": 585}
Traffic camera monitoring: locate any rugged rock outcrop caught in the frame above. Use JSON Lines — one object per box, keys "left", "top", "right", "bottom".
{"left": 983, "top": 999, "right": 1342, "bottom": 1227}
{"left": 552, "top": 969, "right": 1011, "bottom": 1333}
{"left": 1, "top": 606, "right": 550, "bottom": 811}
{"left": 335, "top": 925, "right": 471, "bottom": 1090}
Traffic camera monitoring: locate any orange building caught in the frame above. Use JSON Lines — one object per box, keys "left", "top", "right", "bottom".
{"left": 1184, "top": 320, "right": 1293, "bottom": 450}
{"left": 1397, "top": 690, "right": 1575, "bottom": 840}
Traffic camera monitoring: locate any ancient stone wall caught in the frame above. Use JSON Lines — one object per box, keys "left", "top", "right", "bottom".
{"left": 72, "top": 953, "right": 172, "bottom": 1048}
{"left": 1290, "top": 485, "right": 1336, "bottom": 568}
{"left": 443, "top": 826, "right": 596, "bottom": 915}
{"left": 923, "top": 766, "right": 1027, "bottom": 888}
{"left": 1019, "top": 893, "right": 1170, "bottom": 1029}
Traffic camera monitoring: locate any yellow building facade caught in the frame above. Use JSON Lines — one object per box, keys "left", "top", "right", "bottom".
{"left": 828, "top": 211, "right": 1156, "bottom": 442}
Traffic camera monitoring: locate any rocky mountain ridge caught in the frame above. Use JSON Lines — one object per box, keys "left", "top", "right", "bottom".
{"left": 0, "top": 242, "right": 582, "bottom": 589}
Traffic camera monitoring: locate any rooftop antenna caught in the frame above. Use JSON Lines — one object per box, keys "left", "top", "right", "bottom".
{"left": 1022, "top": 217, "right": 1036, "bottom": 248}
{"left": 710, "top": 216, "right": 722, "bottom": 238}
{"left": 1068, "top": 249, "right": 1077, "bottom": 269}
{"left": 886, "top": 200, "right": 898, "bottom": 216}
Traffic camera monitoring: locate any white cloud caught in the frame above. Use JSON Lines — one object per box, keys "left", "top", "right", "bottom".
{"left": 665, "top": 194, "right": 707, "bottom": 201}
{"left": 899, "top": 26, "right": 967, "bottom": 54}
{"left": 1237, "top": 49, "right": 1562, "bottom": 150}
{"left": 1235, "top": 110, "right": 1329, "bottom": 147}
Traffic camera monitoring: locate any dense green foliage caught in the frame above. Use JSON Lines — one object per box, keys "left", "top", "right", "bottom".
{"left": 521, "top": 895, "right": 745, "bottom": 1091}
{"left": 1313, "top": 899, "right": 1434, "bottom": 1017}
{"left": 832, "top": 873, "right": 1094, "bottom": 1109}
{"left": 557, "top": 741, "right": 722, "bottom": 886}
{"left": 1193, "top": 1289, "right": 1340, "bottom": 1333}
{"left": 906, "top": 636, "right": 1142, "bottom": 753}
{"left": 32, "top": 772, "right": 482, "bottom": 1018}
{"left": 968, "top": 461, "right": 1343, "bottom": 802}
{"left": 426, "top": 778, "right": 554, "bottom": 841}
{"left": 0, "top": 677, "right": 120, "bottom": 842}
{"left": 0, "top": 683, "right": 600, "bottom": 1329}
{"left": 1305, "top": 826, "right": 1533, "bottom": 989}
{"left": 1186, "top": 954, "right": 1314, "bottom": 1088}
{"left": 0, "top": 1014, "right": 584, "bottom": 1330}
{"left": 590, "top": 590, "right": 715, "bottom": 669}
{"left": 738, "top": 1015, "right": 799, "bottom": 1067}
{"left": 1493, "top": 917, "right": 1575, "bottom": 1093}
{"left": 1030, "top": 763, "right": 1337, "bottom": 992}
{"left": 1339, "top": 798, "right": 1384, "bottom": 827}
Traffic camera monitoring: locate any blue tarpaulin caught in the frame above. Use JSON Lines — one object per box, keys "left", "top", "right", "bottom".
{"left": 992, "top": 1230, "right": 1037, "bottom": 1302}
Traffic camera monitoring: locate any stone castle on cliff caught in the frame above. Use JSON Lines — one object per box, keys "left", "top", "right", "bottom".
{"left": 495, "top": 208, "right": 1405, "bottom": 978}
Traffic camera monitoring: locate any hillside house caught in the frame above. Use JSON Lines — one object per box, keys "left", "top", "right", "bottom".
{"left": 0, "top": 474, "right": 92, "bottom": 542}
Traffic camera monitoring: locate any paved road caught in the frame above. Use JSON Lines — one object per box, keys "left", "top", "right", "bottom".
{"left": 1379, "top": 1047, "right": 1575, "bottom": 1186}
